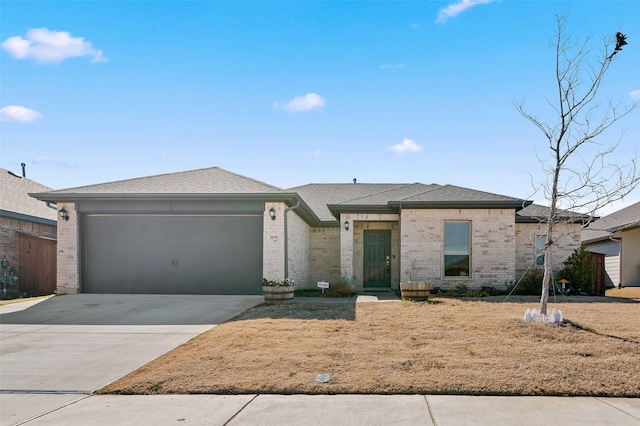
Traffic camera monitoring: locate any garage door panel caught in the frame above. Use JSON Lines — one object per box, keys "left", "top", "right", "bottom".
{"left": 83, "top": 214, "right": 263, "bottom": 295}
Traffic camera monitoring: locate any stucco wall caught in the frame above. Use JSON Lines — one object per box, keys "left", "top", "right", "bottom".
{"left": 515, "top": 222, "right": 582, "bottom": 281}
{"left": 401, "top": 208, "right": 516, "bottom": 290}
{"left": 56, "top": 203, "right": 80, "bottom": 294}
{"left": 621, "top": 227, "right": 640, "bottom": 287}
{"left": 309, "top": 227, "right": 341, "bottom": 286}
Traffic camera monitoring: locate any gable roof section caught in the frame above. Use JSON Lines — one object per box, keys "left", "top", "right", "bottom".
{"left": 582, "top": 202, "right": 640, "bottom": 243}
{"left": 292, "top": 182, "right": 529, "bottom": 221}
{"left": 0, "top": 168, "right": 57, "bottom": 225}
{"left": 30, "top": 167, "right": 321, "bottom": 225}
{"left": 289, "top": 183, "right": 413, "bottom": 221}
{"left": 32, "top": 167, "right": 284, "bottom": 198}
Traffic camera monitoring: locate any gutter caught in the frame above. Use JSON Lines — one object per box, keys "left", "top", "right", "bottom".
{"left": 283, "top": 199, "right": 301, "bottom": 280}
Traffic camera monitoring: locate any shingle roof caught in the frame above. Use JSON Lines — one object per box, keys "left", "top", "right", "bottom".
{"left": 33, "top": 167, "right": 285, "bottom": 197}
{"left": 288, "top": 183, "right": 415, "bottom": 221}
{"left": 291, "top": 182, "right": 528, "bottom": 221}
{"left": 582, "top": 202, "right": 640, "bottom": 243}
{"left": 0, "top": 168, "right": 57, "bottom": 223}
{"left": 516, "top": 203, "right": 590, "bottom": 223}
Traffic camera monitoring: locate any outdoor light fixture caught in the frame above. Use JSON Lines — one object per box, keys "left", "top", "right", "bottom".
{"left": 59, "top": 208, "right": 69, "bottom": 221}
{"left": 269, "top": 207, "right": 276, "bottom": 221}
{"left": 344, "top": 220, "right": 349, "bottom": 231}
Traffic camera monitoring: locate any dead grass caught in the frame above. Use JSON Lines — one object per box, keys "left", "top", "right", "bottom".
{"left": 101, "top": 297, "right": 640, "bottom": 397}
{"left": 605, "top": 287, "right": 640, "bottom": 299}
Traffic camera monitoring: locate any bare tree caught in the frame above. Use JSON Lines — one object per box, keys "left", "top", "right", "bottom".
{"left": 516, "top": 15, "right": 639, "bottom": 315}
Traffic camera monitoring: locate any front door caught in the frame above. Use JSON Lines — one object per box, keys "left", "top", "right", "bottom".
{"left": 363, "top": 230, "right": 391, "bottom": 288}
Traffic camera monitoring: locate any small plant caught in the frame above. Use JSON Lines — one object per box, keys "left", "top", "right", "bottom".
{"left": 323, "top": 282, "right": 354, "bottom": 298}
{"left": 404, "top": 259, "right": 425, "bottom": 282}
{"left": 148, "top": 383, "right": 163, "bottom": 392}
{"left": 262, "top": 278, "right": 295, "bottom": 287}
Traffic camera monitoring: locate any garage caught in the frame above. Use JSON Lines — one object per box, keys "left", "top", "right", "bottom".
{"left": 82, "top": 212, "right": 263, "bottom": 295}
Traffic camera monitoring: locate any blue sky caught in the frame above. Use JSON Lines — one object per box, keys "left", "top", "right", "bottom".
{"left": 2, "top": 1, "right": 639, "bottom": 214}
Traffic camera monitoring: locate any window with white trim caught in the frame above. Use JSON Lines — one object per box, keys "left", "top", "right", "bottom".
{"left": 444, "top": 221, "right": 470, "bottom": 277}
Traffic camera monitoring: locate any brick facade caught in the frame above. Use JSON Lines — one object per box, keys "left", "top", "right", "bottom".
{"left": 55, "top": 203, "right": 80, "bottom": 294}
{"left": 309, "top": 227, "right": 341, "bottom": 286}
{"left": 515, "top": 222, "right": 582, "bottom": 280}
{"left": 263, "top": 202, "right": 285, "bottom": 280}
{"left": 401, "top": 208, "right": 516, "bottom": 290}
{"left": 286, "top": 209, "right": 310, "bottom": 287}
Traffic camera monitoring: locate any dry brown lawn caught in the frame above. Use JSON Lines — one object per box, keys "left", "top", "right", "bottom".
{"left": 101, "top": 296, "right": 640, "bottom": 397}
{"left": 605, "top": 287, "right": 640, "bottom": 299}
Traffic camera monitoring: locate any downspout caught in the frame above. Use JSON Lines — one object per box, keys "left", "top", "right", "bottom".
{"left": 284, "top": 199, "right": 301, "bottom": 279}
{"left": 45, "top": 202, "right": 57, "bottom": 210}
{"left": 398, "top": 203, "right": 402, "bottom": 287}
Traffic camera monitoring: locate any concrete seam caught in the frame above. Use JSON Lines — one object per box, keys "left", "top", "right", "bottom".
{"left": 424, "top": 395, "right": 439, "bottom": 426}
{"left": 222, "top": 393, "right": 259, "bottom": 425}
{"left": 14, "top": 393, "right": 92, "bottom": 425}
{"left": 593, "top": 396, "right": 640, "bottom": 421}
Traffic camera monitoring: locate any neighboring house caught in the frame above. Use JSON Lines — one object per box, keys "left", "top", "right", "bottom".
{"left": 1, "top": 167, "right": 57, "bottom": 296}
{"left": 583, "top": 202, "right": 640, "bottom": 288}
{"left": 30, "top": 167, "right": 583, "bottom": 295}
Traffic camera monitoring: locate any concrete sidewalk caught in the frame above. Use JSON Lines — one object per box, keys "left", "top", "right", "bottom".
{"left": 3, "top": 393, "right": 639, "bottom": 425}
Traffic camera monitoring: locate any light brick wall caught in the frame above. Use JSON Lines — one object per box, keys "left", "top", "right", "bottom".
{"left": 341, "top": 213, "right": 400, "bottom": 290}
{"left": 309, "top": 227, "right": 340, "bottom": 287}
{"left": 515, "top": 222, "right": 582, "bottom": 280}
{"left": 401, "top": 208, "right": 516, "bottom": 290}
{"left": 263, "top": 202, "right": 285, "bottom": 280}
{"left": 56, "top": 203, "right": 80, "bottom": 294}
{"left": 287, "top": 210, "right": 310, "bottom": 287}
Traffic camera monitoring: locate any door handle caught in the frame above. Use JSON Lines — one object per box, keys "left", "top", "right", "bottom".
{"left": 386, "top": 256, "right": 390, "bottom": 271}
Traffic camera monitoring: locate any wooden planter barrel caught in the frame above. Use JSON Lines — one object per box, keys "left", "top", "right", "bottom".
{"left": 262, "top": 285, "right": 295, "bottom": 303}
{"left": 400, "top": 282, "right": 430, "bottom": 301}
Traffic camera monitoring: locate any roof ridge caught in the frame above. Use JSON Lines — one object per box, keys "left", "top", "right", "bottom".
{"left": 46, "top": 166, "right": 285, "bottom": 193}
{"left": 393, "top": 183, "right": 444, "bottom": 202}
{"left": 336, "top": 183, "right": 422, "bottom": 204}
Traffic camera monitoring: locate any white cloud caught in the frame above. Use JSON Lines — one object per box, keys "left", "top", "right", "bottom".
{"left": 32, "top": 156, "right": 77, "bottom": 169}
{"left": 387, "top": 138, "right": 423, "bottom": 155}
{"left": 436, "top": 0, "right": 496, "bottom": 24}
{"left": 380, "top": 63, "right": 406, "bottom": 70}
{"left": 1, "top": 28, "right": 106, "bottom": 63}
{"left": 630, "top": 90, "right": 640, "bottom": 100}
{"left": 0, "top": 105, "right": 42, "bottom": 122}
{"left": 276, "top": 93, "right": 326, "bottom": 113}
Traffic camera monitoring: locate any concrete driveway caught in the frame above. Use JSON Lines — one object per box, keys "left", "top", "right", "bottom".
{"left": 0, "top": 294, "right": 263, "bottom": 425}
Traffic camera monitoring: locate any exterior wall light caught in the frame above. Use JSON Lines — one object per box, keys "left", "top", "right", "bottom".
{"left": 59, "top": 208, "right": 69, "bottom": 221}
{"left": 344, "top": 220, "right": 349, "bottom": 231}
{"left": 269, "top": 207, "right": 276, "bottom": 221}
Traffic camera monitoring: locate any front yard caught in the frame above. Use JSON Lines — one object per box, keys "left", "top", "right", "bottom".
{"left": 101, "top": 296, "right": 640, "bottom": 397}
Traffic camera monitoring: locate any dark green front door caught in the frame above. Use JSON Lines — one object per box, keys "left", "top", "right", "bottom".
{"left": 363, "top": 230, "right": 391, "bottom": 288}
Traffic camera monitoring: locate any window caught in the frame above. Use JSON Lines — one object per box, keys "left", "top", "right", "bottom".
{"left": 444, "top": 221, "right": 470, "bottom": 277}
{"left": 535, "top": 236, "right": 546, "bottom": 266}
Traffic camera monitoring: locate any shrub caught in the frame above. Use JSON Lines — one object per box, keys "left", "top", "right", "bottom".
{"left": 510, "top": 268, "right": 545, "bottom": 295}
{"left": 559, "top": 246, "right": 594, "bottom": 294}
